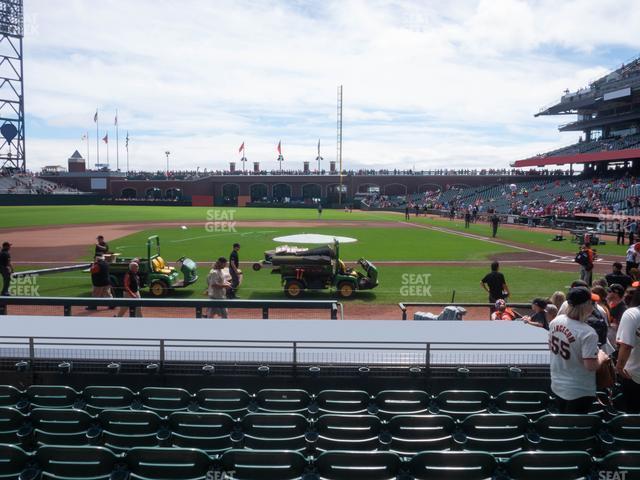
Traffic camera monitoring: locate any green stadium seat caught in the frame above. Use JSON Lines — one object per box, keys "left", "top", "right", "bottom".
{"left": 98, "top": 409, "right": 165, "bottom": 451}
{"left": 0, "top": 407, "right": 29, "bottom": 446}
{"left": 139, "top": 387, "right": 193, "bottom": 414}
{"left": 494, "top": 391, "right": 549, "bottom": 418}
{"left": 168, "top": 412, "right": 235, "bottom": 454}
{"left": 532, "top": 414, "right": 602, "bottom": 452}
{"left": 599, "top": 451, "right": 640, "bottom": 480}
{"left": 315, "top": 390, "right": 371, "bottom": 415}
{"left": 0, "top": 444, "right": 32, "bottom": 480}
{"left": 125, "top": 447, "right": 212, "bottom": 480}
{"left": 315, "top": 451, "right": 401, "bottom": 480}
{"left": 372, "top": 390, "right": 430, "bottom": 420}
{"left": 0, "top": 386, "right": 25, "bottom": 410}
{"left": 505, "top": 451, "right": 593, "bottom": 480}
{"left": 195, "top": 388, "right": 252, "bottom": 417}
{"left": 240, "top": 413, "right": 309, "bottom": 451}
{"left": 26, "top": 385, "right": 79, "bottom": 409}
{"left": 82, "top": 386, "right": 136, "bottom": 415}
{"left": 219, "top": 449, "right": 308, "bottom": 480}
{"left": 408, "top": 451, "right": 497, "bottom": 480}
{"left": 431, "top": 390, "right": 491, "bottom": 419}
{"left": 458, "top": 413, "right": 529, "bottom": 457}
{"left": 387, "top": 414, "right": 455, "bottom": 456}
{"left": 255, "top": 389, "right": 311, "bottom": 413}
{"left": 314, "top": 414, "right": 381, "bottom": 452}
{"left": 31, "top": 408, "right": 98, "bottom": 447}
{"left": 36, "top": 445, "right": 119, "bottom": 480}
{"left": 602, "top": 415, "right": 640, "bottom": 451}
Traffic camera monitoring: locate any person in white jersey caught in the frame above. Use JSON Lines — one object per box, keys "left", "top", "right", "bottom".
{"left": 549, "top": 286, "right": 610, "bottom": 414}
{"left": 616, "top": 286, "right": 640, "bottom": 414}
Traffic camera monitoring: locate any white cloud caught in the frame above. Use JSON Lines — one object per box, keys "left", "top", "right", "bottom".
{"left": 21, "top": 0, "right": 640, "bottom": 172}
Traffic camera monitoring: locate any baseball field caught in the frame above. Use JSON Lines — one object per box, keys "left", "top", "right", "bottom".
{"left": 1, "top": 205, "right": 628, "bottom": 312}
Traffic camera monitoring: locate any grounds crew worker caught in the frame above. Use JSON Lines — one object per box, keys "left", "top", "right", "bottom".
{"left": 95, "top": 235, "right": 109, "bottom": 256}
{"left": 0, "top": 241, "right": 13, "bottom": 296}
{"left": 87, "top": 254, "right": 113, "bottom": 310}
{"left": 229, "top": 243, "right": 241, "bottom": 299}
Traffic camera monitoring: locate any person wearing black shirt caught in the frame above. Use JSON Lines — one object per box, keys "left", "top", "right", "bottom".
{"left": 524, "top": 298, "right": 549, "bottom": 330}
{"left": 404, "top": 205, "right": 410, "bottom": 220}
{"left": 228, "top": 243, "right": 241, "bottom": 299}
{"left": 95, "top": 235, "right": 109, "bottom": 256}
{"left": 464, "top": 210, "right": 471, "bottom": 229}
{"left": 0, "top": 241, "right": 13, "bottom": 296}
{"left": 607, "top": 283, "right": 627, "bottom": 326}
{"left": 481, "top": 261, "right": 510, "bottom": 313}
{"left": 490, "top": 214, "right": 500, "bottom": 237}
{"left": 605, "top": 262, "right": 633, "bottom": 290}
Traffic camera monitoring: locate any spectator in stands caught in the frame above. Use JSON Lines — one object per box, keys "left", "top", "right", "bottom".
{"left": 523, "top": 298, "right": 549, "bottom": 329}
{"left": 491, "top": 299, "right": 518, "bottom": 320}
{"left": 87, "top": 255, "right": 113, "bottom": 310}
{"left": 116, "top": 262, "right": 142, "bottom": 317}
{"left": 205, "top": 257, "right": 231, "bottom": 319}
{"left": 616, "top": 285, "right": 640, "bottom": 413}
{"left": 549, "top": 286, "right": 610, "bottom": 414}
{"left": 550, "top": 291, "right": 566, "bottom": 310}
{"left": 94, "top": 235, "right": 109, "bottom": 256}
{"left": 545, "top": 303, "right": 558, "bottom": 324}
{"left": 559, "top": 280, "right": 609, "bottom": 347}
{"left": 0, "top": 241, "right": 12, "bottom": 296}
{"left": 626, "top": 243, "right": 640, "bottom": 275}
{"left": 606, "top": 283, "right": 627, "bottom": 345}
{"left": 606, "top": 262, "right": 632, "bottom": 290}
{"left": 481, "top": 261, "right": 510, "bottom": 314}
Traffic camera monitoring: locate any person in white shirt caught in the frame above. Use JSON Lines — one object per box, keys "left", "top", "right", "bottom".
{"left": 205, "top": 257, "right": 231, "bottom": 319}
{"left": 626, "top": 243, "right": 640, "bottom": 275}
{"left": 549, "top": 286, "right": 610, "bottom": 414}
{"left": 616, "top": 287, "right": 640, "bottom": 413}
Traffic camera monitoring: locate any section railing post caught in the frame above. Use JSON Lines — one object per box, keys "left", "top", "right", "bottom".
{"left": 29, "top": 337, "right": 34, "bottom": 363}
{"left": 262, "top": 307, "right": 268, "bottom": 319}
{"left": 425, "top": 343, "right": 431, "bottom": 374}
{"left": 159, "top": 339, "right": 165, "bottom": 370}
{"left": 292, "top": 341, "right": 297, "bottom": 368}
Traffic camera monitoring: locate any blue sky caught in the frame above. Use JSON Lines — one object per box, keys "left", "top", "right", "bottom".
{"left": 22, "top": 0, "right": 640, "bottom": 172}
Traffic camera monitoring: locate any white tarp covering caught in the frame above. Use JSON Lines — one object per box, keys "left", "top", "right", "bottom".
{"left": 273, "top": 234, "right": 358, "bottom": 244}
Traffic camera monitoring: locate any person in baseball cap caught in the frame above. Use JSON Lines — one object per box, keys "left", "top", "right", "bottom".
{"left": 0, "top": 241, "right": 13, "bottom": 296}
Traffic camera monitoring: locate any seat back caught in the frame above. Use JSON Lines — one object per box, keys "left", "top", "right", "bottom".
{"left": 374, "top": 390, "right": 430, "bottom": 418}
{"left": 0, "top": 386, "right": 23, "bottom": 408}
{"left": 315, "top": 414, "right": 381, "bottom": 452}
{"left": 98, "top": 409, "right": 162, "bottom": 435}
{"left": 316, "top": 390, "right": 370, "bottom": 414}
{"left": 494, "top": 391, "right": 549, "bottom": 418}
{"left": 0, "top": 407, "right": 28, "bottom": 438}
{"left": 139, "top": 387, "right": 193, "bottom": 413}
{"left": 241, "top": 413, "right": 308, "bottom": 451}
{"left": 599, "top": 451, "right": 640, "bottom": 480}
{"left": 255, "top": 389, "right": 310, "bottom": 413}
{"left": 608, "top": 414, "right": 640, "bottom": 440}
{"left": 534, "top": 414, "right": 601, "bottom": 451}
{"left": 461, "top": 413, "right": 529, "bottom": 439}
{"left": 168, "top": 412, "right": 235, "bottom": 453}
{"left": 26, "top": 385, "right": 78, "bottom": 409}
{"left": 195, "top": 389, "right": 251, "bottom": 415}
{"left": 387, "top": 414, "right": 455, "bottom": 455}
{"left": 219, "top": 450, "right": 308, "bottom": 480}
{"left": 316, "top": 451, "right": 401, "bottom": 480}
{"left": 434, "top": 390, "right": 491, "bottom": 418}
{"left": 0, "top": 444, "right": 31, "bottom": 477}
{"left": 83, "top": 386, "right": 136, "bottom": 413}
{"left": 409, "top": 451, "right": 497, "bottom": 480}
{"left": 506, "top": 451, "right": 593, "bottom": 480}
{"left": 126, "top": 447, "right": 211, "bottom": 479}
{"left": 36, "top": 446, "right": 118, "bottom": 479}
{"left": 32, "top": 408, "right": 94, "bottom": 433}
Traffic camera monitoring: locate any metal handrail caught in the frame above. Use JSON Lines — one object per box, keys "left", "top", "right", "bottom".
{"left": 0, "top": 296, "right": 341, "bottom": 320}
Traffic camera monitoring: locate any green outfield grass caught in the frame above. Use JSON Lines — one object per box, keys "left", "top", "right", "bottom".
{"left": 0, "top": 205, "right": 398, "bottom": 228}
{"left": 2, "top": 205, "right": 604, "bottom": 305}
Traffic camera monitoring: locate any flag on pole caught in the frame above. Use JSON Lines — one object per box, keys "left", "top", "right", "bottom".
{"left": 94, "top": 111, "right": 98, "bottom": 122}
{"left": 114, "top": 113, "right": 118, "bottom": 126}
{"left": 102, "top": 132, "right": 109, "bottom": 144}
{"left": 277, "top": 140, "right": 282, "bottom": 155}
{"left": 81, "top": 133, "right": 87, "bottom": 141}
{"left": 125, "top": 132, "right": 129, "bottom": 149}
{"left": 238, "top": 142, "right": 245, "bottom": 153}
{"left": 317, "top": 138, "right": 320, "bottom": 156}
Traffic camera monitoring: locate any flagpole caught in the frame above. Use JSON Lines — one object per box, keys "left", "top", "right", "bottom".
{"left": 86, "top": 132, "right": 90, "bottom": 165}
{"left": 115, "top": 109, "right": 119, "bottom": 171}
{"left": 95, "top": 109, "right": 99, "bottom": 168}
{"left": 126, "top": 132, "right": 129, "bottom": 173}
{"left": 106, "top": 132, "right": 109, "bottom": 167}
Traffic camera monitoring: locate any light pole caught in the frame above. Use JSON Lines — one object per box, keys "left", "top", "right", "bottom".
{"left": 165, "top": 150, "right": 170, "bottom": 177}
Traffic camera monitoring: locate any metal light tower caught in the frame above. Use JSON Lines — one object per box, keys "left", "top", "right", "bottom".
{"left": 0, "top": 0, "right": 25, "bottom": 172}
{"left": 165, "top": 150, "right": 170, "bottom": 176}
{"left": 337, "top": 85, "right": 343, "bottom": 204}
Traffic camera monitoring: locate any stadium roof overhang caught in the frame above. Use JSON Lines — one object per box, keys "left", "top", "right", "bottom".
{"left": 513, "top": 147, "right": 640, "bottom": 168}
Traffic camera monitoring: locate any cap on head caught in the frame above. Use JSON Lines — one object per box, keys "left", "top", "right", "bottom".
{"left": 609, "top": 283, "right": 625, "bottom": 297}
{"left": 567, "top": 286, "right": 591, "bottom": 306}
{"left": 494, "top": 299, "right": 506, "bottom": 309}
{"left": 532, "top": 298, "right": 548, "bottom": 309}
{"left": 1, "top": 241, "right": 11, "bottom": 248}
